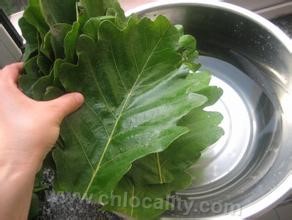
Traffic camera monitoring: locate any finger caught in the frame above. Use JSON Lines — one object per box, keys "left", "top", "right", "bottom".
{"left": 47, "top": 93, "right": 84, "bottom": 122}
{"left": 0, "top": 62, "right": 24, "bottom": 83}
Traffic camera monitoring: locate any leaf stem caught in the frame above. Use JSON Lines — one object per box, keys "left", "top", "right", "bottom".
{"left": 156, "top": 153, "right": 164, "bottom": 184}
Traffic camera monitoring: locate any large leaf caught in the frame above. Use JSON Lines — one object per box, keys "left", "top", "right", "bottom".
{"left": 64, "top": 21, "right": 81, "bottom": 63}
{"left": 19, "top": 0, "right": 128, "bottom": 99}
{"left": 50, "top": 23, "right": 72, "bottom": 59}
{"left": 18, "top": 17, "right": 38, "bottom": 60}
{"left": 105, "top": 165, "right": 194, "bottom": 220}
{"left": 127, "top": 71, "right": 223, "bottom": 184}
{"left": 22, "top": 0, "right": 49, "bottom": 39}
{"left": 80, "top": 0, "right": 126, "bottom": 21}
{"left": 52, "top": 16, "right": 208, "bottom": 200}
{"left": 106, "top": 71, "right": 224, "bottom": 219}
{"left": 20, "top": 23, "right": 76, "bottom": 99}
{"left": 39, "top": 0, "right": 77, "bottom": 27}
{"left": 19, "top": 0, "right": 224, "bottom": 219}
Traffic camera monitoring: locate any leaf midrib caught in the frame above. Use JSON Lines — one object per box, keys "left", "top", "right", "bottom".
{"left": 82, "top": 25, "right": 171, "bottom": 198}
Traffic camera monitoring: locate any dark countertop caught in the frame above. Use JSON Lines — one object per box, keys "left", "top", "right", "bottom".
{"left": 272, "top": 14, "right": 292, "bottom": 38}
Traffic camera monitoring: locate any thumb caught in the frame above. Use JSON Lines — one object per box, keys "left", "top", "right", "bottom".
{"left": 48, "top": 92, "right": 84, "bottom": 122}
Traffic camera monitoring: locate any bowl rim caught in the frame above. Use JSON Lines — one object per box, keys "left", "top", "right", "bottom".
{"left": 126, "top": 0, "right": 292, "bottom": 54}
{"left": 127, "top": 1, "right": 292, "bottom": 219}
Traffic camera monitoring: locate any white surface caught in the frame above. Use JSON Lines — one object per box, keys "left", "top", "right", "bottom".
{"left": 9, "top": 11, "right": 23, "bottom": 39}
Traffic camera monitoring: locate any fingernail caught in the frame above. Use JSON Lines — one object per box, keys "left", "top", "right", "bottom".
{"left": 74, "top": 93, "right": 85, "bottom": 104}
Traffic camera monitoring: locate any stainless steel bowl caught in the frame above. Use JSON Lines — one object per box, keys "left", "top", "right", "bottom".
{"left": 129, "top": 1, "right": 292, "bottom": 219}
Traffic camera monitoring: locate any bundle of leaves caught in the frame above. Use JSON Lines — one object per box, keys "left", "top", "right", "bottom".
{"left": 19, "top": 0, "right": 224, "bottom": 219}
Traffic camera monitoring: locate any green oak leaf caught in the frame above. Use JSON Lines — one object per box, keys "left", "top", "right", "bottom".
{"left": 22, "top": 0, "right": 49, "bottom": 39}
{"left": 52, "top": 16, "right": 207, "bottom": 200}
{"left": 106, "top": 71, "right": 224, "bottom": 219}
{"left": 79, "top": 0, "right": 126, "bottom": 22}
{"left": 64, "top": 21, "right": 81, "bottom": 63}
{"left": 19, "top": 0, "right": 224, "bottom": 219}
{"left": 18, "top": 17, "right": 38, "bottom": 60}
{"left": 49, "top": 23, "right": 72, "bottom": 59}
{"left": 39, "top": 0, "right": 77, "bottom": 27}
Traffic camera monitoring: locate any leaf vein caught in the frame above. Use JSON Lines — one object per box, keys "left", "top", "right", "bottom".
{"left": 67, "top": 122, "right": 94, "bottom": 171}
{"left": 84, "top": 101, "right": 110, "bottom": 137}
{"left": 110, "top": 44, "right": 128, "bottom": 92}
{"left": 82, "top": 23, "right": 171, "bottom": 198}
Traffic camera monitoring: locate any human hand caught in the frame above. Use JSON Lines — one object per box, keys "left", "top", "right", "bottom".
{"left": 0, "top": 63, "right": 84, "bottom": 174}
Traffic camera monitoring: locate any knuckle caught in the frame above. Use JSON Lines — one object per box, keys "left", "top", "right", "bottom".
{"left": 1, "top": 64, "right": 14, "bottom": 73}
